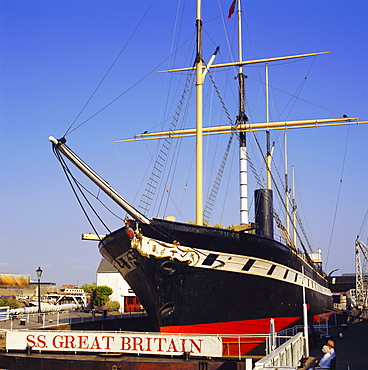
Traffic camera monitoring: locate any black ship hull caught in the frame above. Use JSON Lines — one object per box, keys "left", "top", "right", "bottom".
{"left": 99, "top": 218, "right": 333, "bottom": 336}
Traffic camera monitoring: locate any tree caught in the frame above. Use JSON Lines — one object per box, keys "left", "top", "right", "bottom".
{"left": 81, "top": 282, "right": 96, "bottom": 294}
{"left": 90, "top": 285, "right": 113, "bottom": 307}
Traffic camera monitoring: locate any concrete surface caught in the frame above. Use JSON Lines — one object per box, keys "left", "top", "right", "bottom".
{"left": 302, "top": 319, "right": 368, "bottom": 370}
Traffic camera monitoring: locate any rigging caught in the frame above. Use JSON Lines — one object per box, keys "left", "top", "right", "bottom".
{"left": 64, "top": 0, "right": 156, "bottom": 137}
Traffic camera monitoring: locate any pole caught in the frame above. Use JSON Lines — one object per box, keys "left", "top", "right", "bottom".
{"left": 292, "top": 166, "right": 297, "bottom": 248}
{"left": 284, "top": 132, "right": 290, "bottom": 236}
{"left": 236, "top": 0, "right": 249, "bottom": 225}
{"left": 302, "top": 266, "right": 310, "bottom": 358}
{"left": 195, "top": 0, "right": 203, "bottom": 225}
{"left": 270, "top": 318, "right": 276, "bottom": 352}
{"left": 38, "top": 277, "right": 41, "bottom": 323}
{"left": 265, "top": 63, "right": 272, "bottom": 190}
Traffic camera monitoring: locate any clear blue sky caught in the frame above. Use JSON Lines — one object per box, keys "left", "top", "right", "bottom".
{"left": 1, "top": 0, "right": 367, "bottom": 286}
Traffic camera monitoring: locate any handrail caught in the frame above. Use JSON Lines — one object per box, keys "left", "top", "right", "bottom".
{"left": 253, "top": 332, "right": 305, "bottom": 369}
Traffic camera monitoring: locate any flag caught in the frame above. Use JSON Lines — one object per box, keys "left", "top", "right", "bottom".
{"left": 228, "top": 0, "right": 236, "bottom": 19}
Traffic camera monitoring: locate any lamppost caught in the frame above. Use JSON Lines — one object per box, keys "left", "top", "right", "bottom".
{"left": 36, "top": 267, "right": 43, "bottom": 323}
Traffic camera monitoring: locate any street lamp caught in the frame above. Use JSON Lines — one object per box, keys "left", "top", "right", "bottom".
{"left": 36, "top": 267, "right": 43, "bottom": 323}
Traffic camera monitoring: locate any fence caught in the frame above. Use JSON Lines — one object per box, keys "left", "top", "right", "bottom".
{"left": 277, "top": 309, "right": 368, "bottom": 339}
{"left": 0, "top": 306, "right": 10, "bottom": 322}
{"left": 1, "top": 309, "right": 149, "bottom": 331}
{"left": 253, "top": 332, "right": 305, "bottom": 369}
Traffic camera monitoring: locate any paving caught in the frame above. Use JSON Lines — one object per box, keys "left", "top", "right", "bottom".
{"left": 302, "top": 319, "right": 368, "bottom": 370}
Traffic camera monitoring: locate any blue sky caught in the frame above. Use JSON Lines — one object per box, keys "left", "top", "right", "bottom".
{"left": 1, "top": 0, "right": 367, "bottom": 286}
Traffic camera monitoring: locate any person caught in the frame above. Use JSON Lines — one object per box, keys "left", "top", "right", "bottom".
{"left": 311, "top": 345, "right": 332, "bottom": 369}
{"left": 326, "top": 340, "right": 336, "bottom": 370}
{"left": 327, "top": 340, "right": 336, "bottom": 359}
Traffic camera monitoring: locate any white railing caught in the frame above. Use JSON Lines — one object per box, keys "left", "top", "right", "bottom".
{"left": 253, "top": 332, "right": 305, "bottom": 369}
{"left": 0, "top": 306, "right": 10, "bottom": 322}
{"left": 277, "top": 309, "right": 368, "bottom": 340}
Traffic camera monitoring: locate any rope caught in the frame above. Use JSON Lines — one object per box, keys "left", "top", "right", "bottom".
{"left": 64, "top": 0, "right": 156, "bottom": 137}
{"left": 52, "top": 145, "right": 111, "bottom": 239}
{"left": 202, "top": 69, "right": 236, "bottom": 223}
{"left": 251, "top": 132, "right": 314, "bottom": 258}
{"left": 325, "top": 126, "right": 351, "bottom": 269}
{"left": 139, "top": 69, "right": 194, "bottom": 218}
{"left": 64, "top": 31, "right": 195, "bottom": 136}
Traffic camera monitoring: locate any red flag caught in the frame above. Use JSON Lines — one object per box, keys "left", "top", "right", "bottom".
{"left": 228, "top": 0, "right": 236, "bottom": 19}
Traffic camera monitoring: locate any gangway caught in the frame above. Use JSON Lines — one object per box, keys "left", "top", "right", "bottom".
{"left": 45, "top": 289, "right": 87, "bottom": 307}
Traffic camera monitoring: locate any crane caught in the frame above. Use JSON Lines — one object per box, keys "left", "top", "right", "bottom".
{"left": 355, "top": 239, "right": 368, "bottom": 308}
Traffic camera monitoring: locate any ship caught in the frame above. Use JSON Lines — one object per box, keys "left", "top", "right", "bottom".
{"left": 49, "top": 0, "right": 364, "bottom": 353}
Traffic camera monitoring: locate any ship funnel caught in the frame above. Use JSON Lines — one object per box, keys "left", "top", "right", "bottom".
{"left": 254, "top": 189, "right": 274, "bottom": 238}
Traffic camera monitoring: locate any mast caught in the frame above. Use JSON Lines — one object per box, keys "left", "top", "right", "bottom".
{"left": 265, "top": 63, "right": 272, "bottom": 190}
{"left": 195, "top": 0, "right": 203, "bottom": 226}
{"left": 254, "top": 62, "right": 274, "bottom": 239}
{"left": 284, "top": 132, "right": 290, "bottom": 237}
{"left": 291, "top": 166, "right": 297, "bottom": 248}
{"left": 120, "top": 117, "right": 361, "bottom": 141}
{"left": 237, "top": 0, "right": 249, "bottom": 225}
{"left": 292, "top": 165, "right": 297, "bottom": 248}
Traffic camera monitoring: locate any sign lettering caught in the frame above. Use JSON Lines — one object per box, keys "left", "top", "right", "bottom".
{"left": 6, "top": 331, "right": 222, "bottom": 357}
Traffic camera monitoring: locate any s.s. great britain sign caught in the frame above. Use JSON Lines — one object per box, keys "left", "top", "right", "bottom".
{"left": 6, "top": 331, "right": 222, "bottom": 357}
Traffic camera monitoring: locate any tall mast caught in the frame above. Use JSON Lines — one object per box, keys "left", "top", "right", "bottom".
{"left": 284, "top": 132, "right": 290, "bottom": 236}
{"left": 292, "top": 165, "right": 297, "bottom": 248}
{"left": 237, "top": 0, "right": 249, "bottom": 224}
{"left": 265, "top": 63, "right": 272, "bottom": 190}
{"left": 195, "top": 0, "right": 203, "bottom": 225}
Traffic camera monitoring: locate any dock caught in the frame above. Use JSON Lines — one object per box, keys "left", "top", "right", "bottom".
{"left": 302, "top": 318, "right": 368, "bottom": 370}
{"left": 0, "top": 352, "right": 236, "bottom": 370}
{"left": 0, "top": 310, "right": 367, "bottom": 369}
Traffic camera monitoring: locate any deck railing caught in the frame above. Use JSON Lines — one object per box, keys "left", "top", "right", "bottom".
{"left": 277, "top": 309, "right": 368, "bottom": 339}
{"left": 253, "top": 331, "right": 305, "bottom": 369}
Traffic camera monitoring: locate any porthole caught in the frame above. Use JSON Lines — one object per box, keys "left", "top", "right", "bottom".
{"left": 159, "top": 302, "right": 175, "bottom": 318}
{"left": 160, "top": 261, "right": 177, "bottom": 277}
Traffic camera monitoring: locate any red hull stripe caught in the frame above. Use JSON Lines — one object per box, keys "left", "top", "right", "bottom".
{"left": 160, "top": 316, "right": 302, "bottom": 335}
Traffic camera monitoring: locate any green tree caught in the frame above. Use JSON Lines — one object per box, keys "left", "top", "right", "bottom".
{"left": 81, "top": 282, "right": 96, "bottom": 294}
{"left": 91, "top": 285, "right": 113, "bottom": 307}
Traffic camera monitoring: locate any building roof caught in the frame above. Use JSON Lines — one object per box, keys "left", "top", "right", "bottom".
{"left": 96, "top": 258, "right": 119, "bottom": 274}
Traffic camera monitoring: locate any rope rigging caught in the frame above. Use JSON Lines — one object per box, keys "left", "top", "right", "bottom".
{"left": 52, "top": 142, "right": 194, "bottom": 250}
{"left": 61, "top": 0, "right": 195, "bottom": 138}
{"left": 138, "top": 69, "right": 195, "bottom": 218}
{"left": 325, "top": 126, "right": 351, "bottom": 269}
{"left": 64, "top": 0, "right": 156, "bottom": 137}
{"left": 52, "top": 145, "right": 112, "bottom": 239}
{"left": 203, "top": 69, "right": 236, "bottom": 223}
{"left": 251, "top": 131, "right": 314, "bottom": 257}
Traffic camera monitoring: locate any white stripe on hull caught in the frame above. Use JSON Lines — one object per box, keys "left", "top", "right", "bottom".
{"left": 122, "top": 235, "right": 332, "bottom": 297}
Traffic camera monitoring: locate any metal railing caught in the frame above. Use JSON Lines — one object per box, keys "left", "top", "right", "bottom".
{"left": 0, "top": 309, "right": 149, "bottom": 331}
{"left": 277, "top": 309, "right": 368, "bottom": 339}
{"left": 253, "top": 332, "right": 305, "bottom": 369}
